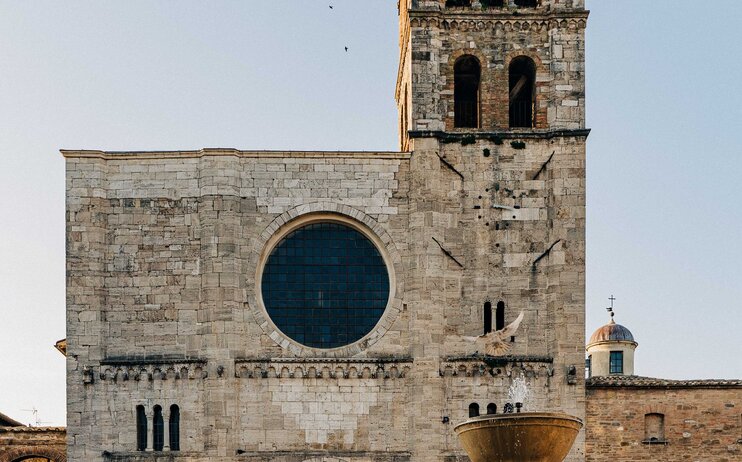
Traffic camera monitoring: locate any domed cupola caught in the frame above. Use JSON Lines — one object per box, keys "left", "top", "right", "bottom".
{"left": 588, "top": 319, "right": 636, "bottom": 346}
{"left": 586, "top": 298, "right": 638, "bottom": 378}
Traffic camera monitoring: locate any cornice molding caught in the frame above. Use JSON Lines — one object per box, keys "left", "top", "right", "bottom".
{"left": 93, "top": 358, "right": 208, "bottom": 383}
{"left": 235, "top": 357, "right": 414, "bottom": 379}
{"left": 61, "top": 148, "right": 411, "bottom": 161}
{"left": 408, "top": 8, "right": 589, "bottom": 22}
{"left": 409, "top": 128, "right": 590, "bottom": 141}
{"left": 440, "top": 355, "right": 554, "bottom": 378}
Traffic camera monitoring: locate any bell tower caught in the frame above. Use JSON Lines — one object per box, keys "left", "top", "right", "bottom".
{"left": 397, "top": 2, "right": 590, "bottom": 461}
{"left": 396, "top": 0, "right": 588, "bottom": 149}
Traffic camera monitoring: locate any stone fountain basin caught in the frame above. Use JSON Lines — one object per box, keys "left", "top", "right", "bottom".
{"left": 454, "top": 412, "right": 583, "bottom": 462}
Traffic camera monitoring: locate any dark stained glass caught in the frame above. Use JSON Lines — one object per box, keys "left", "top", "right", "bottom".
{"left": 262, "top": 222, "right": 390, "bottom": 349}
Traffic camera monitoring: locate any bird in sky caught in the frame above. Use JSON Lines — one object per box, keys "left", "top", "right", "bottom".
{"left": 462, "top": 311, "right": 525, "bottom": 356}
{"left": 329, "top": 5, "right": 333, "bottom": 9}
{"left": 345, "top": 46, "right": 349, "bottom": 52}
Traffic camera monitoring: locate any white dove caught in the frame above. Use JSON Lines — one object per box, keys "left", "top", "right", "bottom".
{"left": 463, "top": 311, "right": 525, "bottom": 356}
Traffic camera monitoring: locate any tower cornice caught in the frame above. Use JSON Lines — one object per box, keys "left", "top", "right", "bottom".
{"left": 407, "top": 9, "right": 589, "bottom": 24}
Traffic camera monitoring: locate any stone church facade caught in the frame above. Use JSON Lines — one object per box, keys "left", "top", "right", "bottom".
{"left": 65, "top": 1, "right": 589, "bottom": 461}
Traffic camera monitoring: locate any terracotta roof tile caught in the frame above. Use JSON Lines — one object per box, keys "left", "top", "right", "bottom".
{"left": 586, "top": 375, "right": 742, "bottom": 389}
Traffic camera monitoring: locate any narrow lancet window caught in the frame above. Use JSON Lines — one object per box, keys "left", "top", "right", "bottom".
{"left": 496, "top": 301, "right": 505, "bottom": 331}
{"left": 484, "top": 302, "right": 492, "bottom": 334}
{"left": 169, "top": 405, "right": 180, "bottom": 451}
{"left": 469, "top": 403, "right": 480, "bottom": 418}
{"left": 153, "top": 405, "right": 164, "bottom": 451}
{"left": 136, "top": 405, "right": 147, "bottom": 451}
{"left": 509, "top": 56, "right": 536, "bottom": 128}
{"left": 454, "top": 55, "right": 481, "bottom": 128}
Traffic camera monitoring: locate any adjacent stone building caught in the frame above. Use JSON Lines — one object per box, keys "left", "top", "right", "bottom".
{"left": 585, "top": 314, "right": 741, "bottom": 461}
{"left": 65, "top": 1, "right": 588, "bottom": 461}
{"left": 0, "top": 412, "right": 66, "bottom": 462}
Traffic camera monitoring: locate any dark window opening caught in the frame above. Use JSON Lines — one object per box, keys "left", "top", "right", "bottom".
{"left": 609, "top": 351, "right": 624, "bottom": 375}
{"left": 514, "top": 0, "right": 538, "bottom": 7}
{"left": 169, "top": 405, "right": 180, "bottom": 451}
{"left": 586, "top": 355, "right": 592, "bottom": 378}
{"left": 509, "top": 56, "right": 536, "bottom": 128}
{"left": 484, "top": 302, "right": 492, "bottom": 334}
{"left": 644, "top": 413, "right": 665, "bottom": 442}
{"left": 454, "top": 55, "right": 481, "bottom": 128}
{"left": 136, "top": 405, "right": 147, "bottom": 451}
{"left": 446, "top": 0, "right": 472, "bottom": 7}
{"left": 469, "top": 403, "right": 480, "bottom": 418}
{"left": 153, "top": 405, "right": 164, "bottom": 451}
{"left": 496, "top": 301, "right": 505, "bottom": 331}
{"left": 486, "top": 403, "right": 497, "bottom": 415}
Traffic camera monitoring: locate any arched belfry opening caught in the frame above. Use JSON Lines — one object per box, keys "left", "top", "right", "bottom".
{"left": 509, "top": 56, "right": 536, "bottom": 128}
{"left": 454, "top": 55, "right": 481, "bottom": 128}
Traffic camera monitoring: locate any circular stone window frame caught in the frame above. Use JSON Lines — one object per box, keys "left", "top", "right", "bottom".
{"left": 247, "top": 203, "right": 404, "bottom": 358}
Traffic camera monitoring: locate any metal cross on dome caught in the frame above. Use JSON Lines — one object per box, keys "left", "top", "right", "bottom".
{"left": 607, "top": 295, "right": 616, "bottom": 320}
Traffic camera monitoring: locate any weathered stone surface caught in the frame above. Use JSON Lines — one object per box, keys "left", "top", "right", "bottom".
{"left": 65, "top": 1, "right": 588, "bottom": 461}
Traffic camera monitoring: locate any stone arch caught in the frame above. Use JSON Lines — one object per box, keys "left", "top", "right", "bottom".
{"left": 453, "top": 55, "right": 482, "bottom": 128}
{"left": 247, "top": 203, "right": 404, "bottom": 358}
{"left": 444, "top": 48, "right": 491, "bottom": 130}
{"left": 2, "top": 447, "right": 66, "bottom": 462}
{"left": 642, "top": 404, "right": 668, "bottom": 416}
{"left": 497, "top": 50, "right": 547, "bottom": 129}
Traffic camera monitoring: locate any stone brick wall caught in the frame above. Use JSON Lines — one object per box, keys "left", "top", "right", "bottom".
{"left": 0, "top": 427, "right": 66, "bottom": 462}
{"left": 586, "top": 385, "right": 742, "bottom": 462}
{"left": 65, "top": 132, "right": 586, "bottom": 461}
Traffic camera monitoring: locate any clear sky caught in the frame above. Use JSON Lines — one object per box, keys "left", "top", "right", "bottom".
{"left": 0, "top": 0, "right": 740, "bottom": 427}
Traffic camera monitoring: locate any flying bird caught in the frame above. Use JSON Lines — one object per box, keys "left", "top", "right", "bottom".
{"left": 463, "top": 311, "right": 525, "bottom": 356}
{"left": 329, "top": 5, "right": 333, "bottom": 8}
{"left": 345, "top": 47, "right": 349, "bottom": 52}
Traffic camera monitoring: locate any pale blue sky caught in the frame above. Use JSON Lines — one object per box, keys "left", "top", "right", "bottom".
{"left": 0, "top": 1, "right": 740, "bottom": 427}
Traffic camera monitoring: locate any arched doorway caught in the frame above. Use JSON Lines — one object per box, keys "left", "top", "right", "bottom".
{"left": 3, "top": 447, "right": 65, "bottom": 462}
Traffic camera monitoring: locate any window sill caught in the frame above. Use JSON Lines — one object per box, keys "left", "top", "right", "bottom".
{"left": 641, "top": 439, "right": 669, "bottom": 445}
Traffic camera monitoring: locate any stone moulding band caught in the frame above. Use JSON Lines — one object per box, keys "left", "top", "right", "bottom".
{"left": 233, "top": 451, "right": 412, "bottom": 462}
{"left": 408, "top": 129, "right": 591, "bottom": 141}
{"left": 60, "top": 148, "right": 412, "bottom": 161}
{"left": 234, "top": 358, "right": 413, "bottom": 379}
{"left": 95, "top": 358, "right": 208, "bottom": 382}
{"left": 407, "top": 12, "right": 589, "bottom": 30}
{"left": 441, "top": 355, "right": 554, "bottom": 378}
